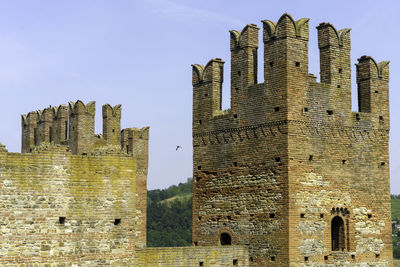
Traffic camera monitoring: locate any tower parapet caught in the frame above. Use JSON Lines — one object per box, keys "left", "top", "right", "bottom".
{"left": 103, "top": 104, "right": 121, "bottom": 146}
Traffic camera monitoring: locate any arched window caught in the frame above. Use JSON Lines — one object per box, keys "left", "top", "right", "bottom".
{"left": 220, "top": 233, "right": 232, "bottom": 245}
{"left": 331, "top": 216, "right": 345, "bottom": 251}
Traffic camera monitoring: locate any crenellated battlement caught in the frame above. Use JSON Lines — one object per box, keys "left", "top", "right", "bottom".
{"left": 192, "top": 13, "right": 390, "bottom": 132}
{"left": 21, "top": 100, "right": 150, "bottom": 156}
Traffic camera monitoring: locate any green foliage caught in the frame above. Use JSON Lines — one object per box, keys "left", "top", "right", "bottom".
{"left": 146, "top": 178, "right": 193, "bottom": 247}
{"left": 392, "top": 195, "right": 400, "bottom": 220}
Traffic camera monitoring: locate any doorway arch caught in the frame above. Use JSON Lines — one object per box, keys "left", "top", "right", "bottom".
{"left": 331, "top": 216, "right": 345, "bottom": 251}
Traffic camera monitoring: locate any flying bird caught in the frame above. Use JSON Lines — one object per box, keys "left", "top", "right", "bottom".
{"left": 176, "top": 145, "right": 182, "bottom": 151}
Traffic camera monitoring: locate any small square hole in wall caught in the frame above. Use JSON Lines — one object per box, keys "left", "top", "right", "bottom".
{"left": 275, "top": 157, "right": 281, "bottom": 162}
{"left": 327, "top": 110, "right": 333, "bottom": 115}
{"left": 198, "top": 216, "right": 202, "bottom": 221}
{"left": 195, "top": 177, "right": 201, "bottom": 182}
{"left": 303, "top": 107, "right": 309, "bottom": 112}
{"left": 204, "top": 93, "right": 208, "bottom": 97}
{"left": 233, "top": 162, "right": 238, "bottom": 167}
{"left": 227, "top": 216, "right": 231, "bottom": 220}
{"left": 270, "top": 213, "right": 275, "bottom": 218}
{"left": 309, "top": 155, "right": 313, "bottom": 161}
{"left": 379, "top": 116, "right": 384, "bottom": 121}
{"left": 351, "top": 255, "right": 355, "bottom": 260}
{"left": 381, "top": 162, "right": 385, "bottom": 166}
{"left": 320, "top": 214, "right": 324, "bottom": 218}
{"left": 199, "top": 120, "right": 202, "bottom": 125}
{"left": 271, "top": 256, "right": 276, "bottom": 261}
{"left": 59, "top": 217, "right": 66, "bottom": 224}
{"left": 270, "top": 62, "right": 274, "bottom": 67}
{"left": 238, "top": 71, "right": 241, "bottom": 76}
{"left": 300, "top": 213, "right": 305, "bottom": 218}
{"left": 338, "top": 68, "right": 342, "bottom": 73}
{"left": 197, "top": 166, "right": 201, "bottom": 170}
{"left": 296, "top": 62, "right": 300, "bottom": 67}
{"left": 356, "top": 114, "right": 360, "bottom": 121}
{"left": 235, "top": 87, "right": 239, "bottom": 91}
{"left": 114, "top": 219, "right": 121, "bottom": 225}
{"left": 368, "top": 214, "right": 372, "bottom": 219}
{"left": 194, "top": 242, "right": 198, "bottom": 246}
{"left": 274, "top": 107, "right": 280, "bottom": 112}
{"left": 342, "top": 160, "right": 347, "bottom": 164}
{"left": 233, "top": 114, "right": 238, "bottom": 118}
{"left": 375, "top": 90, "right": 379, "bottom": 94}
{"left": 250, "top": 257, "right": 253, "bottom": 262}
{"left": 376, "top": 254, "right": 380, "bottom": 258}
{"left": 324, "top": 255, "right": 328, "bottom": 260}
{"left": 304, "top": 256, "right": 309, "bottom": 262}
{"left": 233, "top": 259, "right": 238, "bottom": 265}
{"left": 337, "top": 85, "right": 341, "bottom": 88}
{"left": 199, "top": 261, "right": 204, "bottom": 266}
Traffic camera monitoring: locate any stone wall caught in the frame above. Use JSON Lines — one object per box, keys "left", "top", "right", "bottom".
{"left": 135, "top": 246, "right": 249, "bottom": 266}
{"left": 0, "top": 145, "right": 137, "bottom": 266}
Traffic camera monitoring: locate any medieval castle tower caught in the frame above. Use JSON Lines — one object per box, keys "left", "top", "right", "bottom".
{"left": 192, "top": 13, "right": 392, "bottom": 266}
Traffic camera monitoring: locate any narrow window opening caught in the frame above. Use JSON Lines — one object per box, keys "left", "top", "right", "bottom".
{"left": 269, "top": 62, "right": 273, "bottom": 67}
{"left": 227, "top": 216, "right": 231, "bottom": 220}
{"left": 269, "top": 213, "right": 275, "bottom": 218}
{"left": 376, "top": 254, "right": 380, "bottom": 258}
{"left": 356, "top": 114, "right": 360, "bottom": 121}
{"left": 275, "top": 157, "right": 281, "bottom": 162}
{"left": 233, "top": 114, "right": 238, "bottom": 119}
{"left": 338, "top": 68, "right": 342, "bottom": 73}
{"left": 351, "top": 255, "right": 355, "bottom": 260}
{"left": 233, "top": 162, "right": 238, "bottom": 167}
{"left": 271, "top": 256, "right": 276, "bottom": 261}
{"left": 220, "top": 233, "right": 232, "bottom": 246}
{"left": 381, "top": 162, "right": 385, "bottom": 166}
{"left": 327, "top": 110, "right": 333, "bottom": 115}
{"left": 194, "top": 241, "right": 198, "bottom": 246}
{"left": 65, "top": 120, "right": 69, "bottom": 140}
{"left": 342, "top": 160, "right": 347, "bottom": 164}
{"left": 34, "top": 128, "right": 38, "bottom": 146}
{"left": 197, "top": 166, "right": 201, "bottom": 170}
{"left": 274, "top": 107, "right": 280, "bottom": 112}
{"left": 304, "top": 257, "right": 309, "bottom": 262}
{"left": 199, "top": 120, "right": 202, "bottom": 125}
{"left": 59, "top": 217, "right": 66, "bottom": 224}
{"left": 320, "top": 214, "right": 324, "bottom": 218}
{"left": 304, "top": 107, "right": 309, "bottom": 112}
{"left": 300, "top": 213, "right": 305, "bottom": 218}
{"left": 114, "top": 219, "right": 121, "bottom": 225}
{"left": 199, "top": 262, "right": 203, "bottom": 266}
{"left": 309, "top": 155, "right": 313, "bottom": 161}
{"left": 238, "top": 71, "right": 241, "bottom": 76}
{"left": 368, "top": 214, "right": 372, "bottom": 219}
{"left": 198, "top": 216, "right": 202, "bottom": 221}
{"left": 233, "top": 259, "right": 238, "bottom": 265}
{"left": 126, "top": 145, "right": 129, "bottom": 154}
{"left": 379, "top": 116, "right": 384, "bottom": 121}
{"left": 324, "top": 255, "right": 328, "bottom": 260}
{"left": 49, "top": 127, "right": 53, "bottom": 142}
{"left": 112, "top": 129, "right": 115, "bottom": 132}
{"left": 296, "top": 62, "right": 300, "bottom": 67}
{"left": 250, "top": 257, "right": 253, "bottom": 262}
{"left": 331, "top": 216, "right": 345, "bottom": 251}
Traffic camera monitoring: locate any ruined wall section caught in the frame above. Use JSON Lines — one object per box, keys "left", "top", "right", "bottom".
{"left": 135, "top": 246, "right": 249, "bottom": 267}
{"left": 0, "top": 146, "right": 137, "bottom": 266}
{"left": 121, "top": 127, "right": 150, "bottom": 248}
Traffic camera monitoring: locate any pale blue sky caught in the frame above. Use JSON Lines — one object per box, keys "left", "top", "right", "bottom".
{"left": 0, "top": 0, "right": 398, "bottom": 193}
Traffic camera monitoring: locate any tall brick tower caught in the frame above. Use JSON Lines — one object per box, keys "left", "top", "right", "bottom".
{"left": 192, "top": 13, "right": 392, "bottom": 266}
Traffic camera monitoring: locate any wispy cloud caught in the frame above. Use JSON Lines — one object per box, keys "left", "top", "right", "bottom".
{"left": 143, "top": 0, "right": 244, "bottom": 27}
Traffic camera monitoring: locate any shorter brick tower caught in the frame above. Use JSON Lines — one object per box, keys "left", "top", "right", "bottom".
{"left": 192, "top": 13, "right": 392, "bottom": 266}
